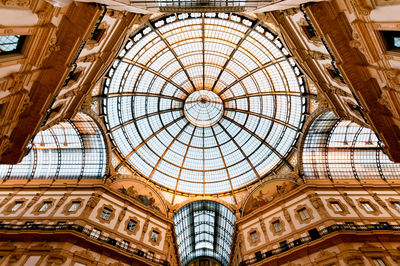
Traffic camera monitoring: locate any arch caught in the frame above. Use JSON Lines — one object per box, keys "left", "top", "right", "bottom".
{"left": 301, "top": 111, "right": 400, "bottom": 180}
{"left": 0, "top": 112, "right": 107, "bottom": 180}
{"left": 240, "top": 176, "right": 300, "bottom": 217}
{"left": 173, "top": 200, "right": 237, "bottom": 266}
{"left": 109, "top": 174, "right": 170, "bottom": 215}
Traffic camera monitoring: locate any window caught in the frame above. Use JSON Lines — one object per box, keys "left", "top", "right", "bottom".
{"left": 9, "top": 201, "right": 23, "bottom": 212}
{"left": 272, "top": 220, "right": 282, "bottom": 232}
{"left": 89, "top": 228, "right": 101, "bottom": 239}
{"left": 147, "top": 251, "right": 154, "bottom": 260}
{"left": 391, "top": 201, "right": 400, "bottom": 212}
{"left": 345, "top": 222, "right": 356, "bottom": 229}
{"left": 100, "top": 207, "right": 112, "bottom": 220}
{"left": 380, "top": 31, "right": 400, "bottom": 52}
{"left": 327, "top": 67, "right": 341, "bottom": 80}
{"left": 0, "top": 35, "right": 26, "bottom": 56}
{"left": 25, "top": 221, "right": 34, "bottom": 228}
{"left": 373, "top": 258, "right": 387, "bottom": 266}
{"left": 91, "top": 28, "right": 106, "bottom": 42}
{"left": 120, "top": 240, "right": 129, "bottom": 250}
{"left": 56, "top": 221, "right": 66, "bottom": 229}
{"left": 250, "top": 231, "right": 258, "bottom": 243}
{"left": 361, "top": 201, "right": 375, "bottom": 212}
{"left": 68, "top": 201, "right": 81, "bottom": 212}
{"left": 298, "top": 208, "right": 310, "bottom": 221}
{"left": 127, "top": 219, "right": 137, "bottom": 232}
{"left": 330, "top": 202, "right": 343, "bottom": 212}
{"left": 38, "top": 201, "right": 52, "bottom": 212}
{"left": 150, "top": 230, "right": 159, "bottom": 242}
{"left": 301, "top": 24, "right": 317, "bottom": 39}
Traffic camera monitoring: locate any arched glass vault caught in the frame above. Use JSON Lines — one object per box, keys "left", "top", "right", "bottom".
{"left": 173, "top": 201, "right": 236, "bottom": 266}
{"left": 101, "top": 13, "right": 309, "bottom": 195}
{"left": 302, "top": 111, "right": 400, "bottom": 180}
{"left": 0, "top": 113, "right": 107, "bottom": 180}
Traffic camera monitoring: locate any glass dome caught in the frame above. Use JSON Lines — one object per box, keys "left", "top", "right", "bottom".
{"left": 102, "top": 13, "right": 308, "bottom": 195}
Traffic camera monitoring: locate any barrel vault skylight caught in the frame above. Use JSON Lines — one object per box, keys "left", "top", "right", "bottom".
{"left": 101, "top": 13, "right": 308, "bottom": 195}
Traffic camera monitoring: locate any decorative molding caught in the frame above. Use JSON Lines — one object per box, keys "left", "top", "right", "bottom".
{"left": 325, "top": 198, "right": 350, "bottom": 216}
{"left": 96, "top": 203, "right": 116, "bottom": 224}
{"left": 356, "top": 198, "right": 382, "bottom": 216}
{"left": 269, "top": 217, "right": 286, "bottom": 237}
{"left": 82, "top": 193, "right": 101, "bottom": 217}
{"left": 294, "top": 204, "right": 314, "bottom": 225}
{"left": 123, "top": 216, "right": 140, "bottom": 237}
{"left": 61, "top": 197, "right": 85, "bottom": 216}
{"left": 25, "top": 192, "right": 41, "bottom": 209}
{"left": 0, "top": 0, "right": 31, "bottom": 8}
{"left": 307, "top": 193, "right": 328, "bottom": 218}
{"left": 2, "top": 198, "right": 27, "bottom": 215}
{"left": 297, "top": 18, "right": 323, "bottom": 47}
{"left": 85, "top": 21, "right": 110, "bottom": 50}
{"left": 282, "top": 207, "right": 291, "bottom": 223}
{"left": 386, "top": 197, "right": 400, "bottom": 214}
{"left": 343, "top": 193, "right": 356, "bottom": 209}
{"left": 31, "top": 198, "right": 56, "bottom": 216}
{"left": 372, "top": 193, "right": 387, "bottom": 209}
{"left": 247, "top": 227, "right": 261, "bottom": 247}
{"left": 148, "top": 227, "right": 162, "bottom": 246}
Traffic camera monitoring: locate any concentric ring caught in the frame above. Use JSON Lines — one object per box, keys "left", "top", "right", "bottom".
{"left": 102, "top": 13, "right": 308, "bottom": 195}
{"left": 184, "top": 90, "right": 223, "bottom": 128}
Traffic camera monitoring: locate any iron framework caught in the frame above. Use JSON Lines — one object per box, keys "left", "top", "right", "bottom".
{"left": 302, "top": 111, "right": 400, "bottom": 180}
{"left": 173, "top": 201, "right": 236, "bottom": 266}
{"left": 101, "top": 13, "right": 309, "bottom": 195}
{"left": 0, "top": 113, "right": 107, "bottom": 180}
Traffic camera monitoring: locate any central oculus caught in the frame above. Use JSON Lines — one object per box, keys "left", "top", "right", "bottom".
{"left": 183, "top": 90, "right": 223, "bottom": 128}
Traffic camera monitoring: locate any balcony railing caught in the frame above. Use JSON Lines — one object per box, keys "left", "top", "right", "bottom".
{"left": 240, "top": 223, "right": 400, "bottom": 265}
{"left": 0, "top": 223, "right": 169, "bottom": 266}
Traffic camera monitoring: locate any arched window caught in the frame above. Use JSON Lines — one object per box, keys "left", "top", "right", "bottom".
{"left": 173, "top": 201, "right": 236, "bottom": 266}
{"left": 0, "top": 113, "right": 107, "bottom": 180}
{"left": 302, "top": 111, "right": 400, "bottom": 180}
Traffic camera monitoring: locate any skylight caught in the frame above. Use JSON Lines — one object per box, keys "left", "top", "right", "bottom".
{"left": 102, "top": 13, "right": 308, "bottom": 195}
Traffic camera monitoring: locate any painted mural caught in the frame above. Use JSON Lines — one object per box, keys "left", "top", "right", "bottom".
{"left": 242, "top": 180, "right": 298, "bottom": 216}
{"left": 110, "top": 179, "right": 166, "bottom": 214}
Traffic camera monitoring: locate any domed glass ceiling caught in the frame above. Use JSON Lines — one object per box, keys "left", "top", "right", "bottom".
{"left": 102, "top": 13, "right": 308, "bottom": 195}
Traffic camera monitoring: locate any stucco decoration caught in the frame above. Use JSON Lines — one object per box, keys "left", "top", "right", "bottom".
{"left": 110, "top": 177, "right": 168, "bottom": 214}
{"left": 242, "top": 179, "right": 298, "bottom": 216}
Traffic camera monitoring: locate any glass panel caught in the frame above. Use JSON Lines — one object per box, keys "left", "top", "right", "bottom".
{"left": 0, "top": 113, "right": 107, "bottom": 180}
{"left": 102, "top": 13, "right": 308, "bottom": 195}
{"left": 0, "top": 35, "right": 25, "bottom": 55}
{"left": 173, "top": 201, "right": 236, "bottom": 266}
{"left": 302, "top": 111, "right": 400, "bottom": 180}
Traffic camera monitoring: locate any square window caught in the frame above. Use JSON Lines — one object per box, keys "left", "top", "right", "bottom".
{"left": 380, "top": 31, "right": 400, "bottom": 52}
{"left": 148, "top": 251, "right": 154, "bottom": 260}
{"left": 120, "top": 240, "right": 129, "bottom": 250}
{"left": 68, "top": 201, "right": 81, "bottom": 212}
{"left": 272, "top": 220, "right": 282, "bottom": 232}
{"left": 373, "top": 258, "right": 387, "bottom": 266}
{"left": 298, "top": 207, "right": 310, "bottom": 221}
{"left": 361, "top": 202, "right": 374, "bottom": 212}
{"left": 56, "top": 221, "right": 66, "bottom": 229}
{"left": 330, "top": 202, "right": 343, "bottom": 212}
{"left": 250, "top": 231, "right": 258, "bottom": 243}
{"left": 9, "top": 201, "right": 23, "bottom": 212}
{"left": 90, "top": 228, "right": 101, "bottom": 239}
{"left": 100, "top": 207, "right": 112, "bottom": 220}
{"left": 38, "top": 201, "right": 52, "bottom": 212}
{"left": 391, "top": 201, "right": 400, "bottom": 212}
{"left": 127, "top": 219, "right": 137, "bottom": 232}
{"left": 0, "top": 35, "right": 26, "bottom": 56}
{"left": 25, "top": 221, "right": 34, "bottom": 228}
{"left": 150, "top": 230, "right": 159, "bottom": 242}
